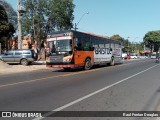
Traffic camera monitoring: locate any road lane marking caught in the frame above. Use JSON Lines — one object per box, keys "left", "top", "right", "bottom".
{"left": 0, "top": 60, "right": 150, "bottom": 88}
{"left": 33, "top": 64, "right": 159, "bottom": 120}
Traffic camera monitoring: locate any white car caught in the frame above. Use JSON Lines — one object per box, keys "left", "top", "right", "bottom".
{"left": 122, "top": 53, "right": 127, "bottom": 59}
{"left": 130, "top": 55, "right": 137, "bottom": 59}
{"left": 151, "top": 54, "right": 156, "bottom": 59}
{"left": 138, "top": 56, "right": 148, "bottom": 59}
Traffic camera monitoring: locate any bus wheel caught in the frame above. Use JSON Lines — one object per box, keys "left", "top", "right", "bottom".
{"left": 84, "top": 58, "right": 92, "bottom": 70}
{"left": 110, "top": 57, "right": 115, "bottom": 66}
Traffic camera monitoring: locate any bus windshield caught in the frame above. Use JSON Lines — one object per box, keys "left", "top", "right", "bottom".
{"left": 48, "top": 39, "right": 72, "bottom": 55}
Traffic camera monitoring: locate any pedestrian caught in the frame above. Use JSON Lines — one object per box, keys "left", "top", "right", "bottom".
{"left": 156, "top": 53, "right": 159, "bottom": 63}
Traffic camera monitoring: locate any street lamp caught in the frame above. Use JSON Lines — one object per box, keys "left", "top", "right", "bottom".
{"left": 75, "top": 12, "right": 89, "bottom": 31}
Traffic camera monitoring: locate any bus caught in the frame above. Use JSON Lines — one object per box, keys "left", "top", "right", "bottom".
{"left": 46, "top": 30, "right": 122, "bottom": 70}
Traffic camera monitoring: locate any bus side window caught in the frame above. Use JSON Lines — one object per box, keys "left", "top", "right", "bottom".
{"left": 84, "top": 38, "right": 92, "bottom": 51}
{"left": 75, "top": 37, "right": 83, "bottom": 50}
{"left": 77, "top": 43, "right": 83, "bottom": 50}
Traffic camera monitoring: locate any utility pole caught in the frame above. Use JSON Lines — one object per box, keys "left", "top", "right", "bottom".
{"left": 75, "top": 23, "right": 77, "bottom": 31}
{"left": 17, "top": 0, "right": 22, "bottom": 49}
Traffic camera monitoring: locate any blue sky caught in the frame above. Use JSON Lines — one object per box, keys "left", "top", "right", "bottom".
{"left": 5, "top": 0, "right": 160, "bottom": 42}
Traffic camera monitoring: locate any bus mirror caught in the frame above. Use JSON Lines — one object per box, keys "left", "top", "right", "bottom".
{"left": 110, "top": 48, "right": 112, "bottom": 51}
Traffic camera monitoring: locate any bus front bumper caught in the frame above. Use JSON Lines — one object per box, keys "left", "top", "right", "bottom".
{"left": 46, "top": 64, "right": 82, "bottom": 68}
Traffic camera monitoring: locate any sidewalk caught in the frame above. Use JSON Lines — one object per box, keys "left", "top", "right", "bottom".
{"left": 0, "top": 61, "right": 50, "bottom": 75}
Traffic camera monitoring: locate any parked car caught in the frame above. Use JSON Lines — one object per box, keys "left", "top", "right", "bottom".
{"left": 0, "top": 49, "right": 35, "bottom": 65}
{"left": 129, "top": 53, "right": 138, "bottom": 59}
{"left": 151, "top": 54, "right": 156, "bottom": 59}
{"left": 138, "top": 56, "right": 148, "bottom": 59}
{"left": 122, "top": 53, "right": 128, "bottom": 59}
{"left": 130, "top": 55, "right": 138, "bottom": 59}
{"left": 127, "top": 55, "right": 131, "bottom": 59}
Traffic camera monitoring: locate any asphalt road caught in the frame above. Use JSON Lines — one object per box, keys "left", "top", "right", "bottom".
{"left": 0, "top": 59, "right": 160, "bottom": 120}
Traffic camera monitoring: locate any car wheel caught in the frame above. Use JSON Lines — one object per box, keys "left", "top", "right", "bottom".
{"left": 21, "top": 59, "right": 28, "bottom": 66}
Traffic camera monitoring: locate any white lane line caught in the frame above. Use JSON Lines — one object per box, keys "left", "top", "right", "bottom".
{"left": 33, "top": 64, "right": 159, "bottom": 120}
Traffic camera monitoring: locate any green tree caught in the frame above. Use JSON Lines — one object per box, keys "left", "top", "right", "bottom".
{"left": 22, "top": 0, "right": 75, "bottom": 43}
{"left": 48, "top": 0, "right": 75, "bottom": 31}
{"left": 110, "top": 34, "right": 121, "bottom": 40}
{"left": 110, "top": 34, "right": 131, "bottom": 53}
{"left": 0, "top": 4, "right": 8, "bottom": 36}
{"left": 0, "top": 0, "right": 16, "bottom": 35}
{"left": 1, "top": 0, "right": 17, "bottom": 29}
{"left": 136, "top": 42, "right": 144, "bottom": 51}
{"left": 22, "top": 0, "right": 49, "bottom": 39}
{"left": 143, "top": 30, "right": 160, "bottom": 53}
{"left": 0, "top": 4, "right": 15, "bottom": 50}
{"left": 110, "top": 34, "right": 143, "bottom": 53}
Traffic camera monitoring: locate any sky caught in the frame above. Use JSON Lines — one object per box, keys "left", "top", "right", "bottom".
{"left": 5, "top": 0, "right": 160, "bottom": 42}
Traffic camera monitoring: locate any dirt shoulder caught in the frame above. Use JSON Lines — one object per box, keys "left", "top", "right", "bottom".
{"left": 0, "top": 61, "right": 50, "bottom": 75}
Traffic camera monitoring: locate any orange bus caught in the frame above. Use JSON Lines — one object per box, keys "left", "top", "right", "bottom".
{"left": 46, "top": 30, "right": 122, "bottom": 70}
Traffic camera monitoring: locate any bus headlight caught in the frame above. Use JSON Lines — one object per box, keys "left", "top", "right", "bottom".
{"left": 63, "top": 58, "right": 71, "bottom": 62}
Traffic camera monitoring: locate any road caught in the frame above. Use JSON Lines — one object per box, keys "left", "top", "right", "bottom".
{"left": 0, "top": 59, "right": 160, "bottom": 120}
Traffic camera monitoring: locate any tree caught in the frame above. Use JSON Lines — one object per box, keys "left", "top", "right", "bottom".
{"left": 0, "top": 0, "right": 17, "bottom": 29}
{"left": 136, "top": 42, "right": 144, "bottom": 51}
{"left": 110, "top": 34, "right": 131, "bottom": 53}
{"left": 48, "top": 0, "right": 75, "bottom": 32}
{"left": 22, "top": 0, "right": 48, "bottom": 40}
{"left": 0, "top": 4, "right": 15, "bottom": 49}
{"left": 22, "top": 0, "right": 75, "bottom": 43}
{"left": 0, "top": 0, "right": 16, "bottom": 36}
{"left": 110, "top": 34, "right": 121, "bottom": 40}
{"left": 143, "top": 30, "right": 160, "bottom": 53}
{"left": 110, "top": 34, "right": 144, "bottom": 54}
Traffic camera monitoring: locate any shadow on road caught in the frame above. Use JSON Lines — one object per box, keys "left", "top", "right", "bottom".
{"left": 53, "top": 62, "right": 123, "bottom": 73}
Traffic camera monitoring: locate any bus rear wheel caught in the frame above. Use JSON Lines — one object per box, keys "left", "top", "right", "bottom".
{"left": 84, "top": 58, "right": 92, "bottom": 70}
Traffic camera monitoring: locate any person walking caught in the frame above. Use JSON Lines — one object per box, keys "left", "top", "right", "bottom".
{"left": 156, "top": 53, "right": 159, "bottom": 63}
